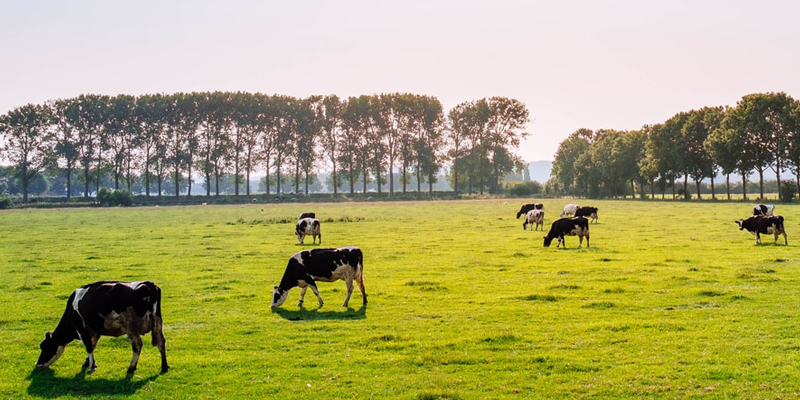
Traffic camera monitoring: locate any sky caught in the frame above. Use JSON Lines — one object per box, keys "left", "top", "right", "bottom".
{"left": 2, "top": 0, "right": 799, "bottom": 162}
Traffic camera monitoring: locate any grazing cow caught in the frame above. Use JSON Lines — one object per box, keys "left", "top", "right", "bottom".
{"left": 543, "top": 217, "right": 590, "bottom": 248}
{"left": 560, "top": 203, "right": 580, "bottom": 217}
{"left": 516, "top": 203, "right": 543, "bottom": 219}
{"left": 574, "top": 206, "right": 599, "bottom": 223}
{"left": 299, "top": 212, "right": 316, "bottom": 220}
{"left": 753, "top": 204, "right": 775, "bottom": 216}
{"left": 296, "top": 217, "right": 321, "bottom": 245}
{"left": 36, "top": 281, "right": 168, "bottom": 374}
{"left": 271, "top": 246, "right": 367, "bottom": 309}
{"left": 524, "top": 209, "right": 545, "bottom": 231}
{"left": 736, "top": 215, "right": 787, "bottom": 245}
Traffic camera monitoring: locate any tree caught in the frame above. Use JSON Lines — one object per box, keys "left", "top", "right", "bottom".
{"left": 317, "top": 95, "right": 344, "bottom": 195}
{"left": 681, "top": 107, "right": 721, "bottom": 199}
{"left": 446, "top": 101, "right": 476, "bottom": 194}
{"left": 550, "top": 128, "right": 593, "bottom": 196}
{"left": 484, "top": 97, "right": 530, "bottom": 194}
{"left": 0, "top": 104, "right": 56, "bottom": 203}
{"left": 50, "top": 98, "right": 82, "bottom": 199}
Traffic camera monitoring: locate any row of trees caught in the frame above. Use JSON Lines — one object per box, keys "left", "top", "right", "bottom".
{"left": 0, "top": 92, "right": 530, "bottom": 203}
{"left": 550, "top": 92, "right": 800, "bottom": 200}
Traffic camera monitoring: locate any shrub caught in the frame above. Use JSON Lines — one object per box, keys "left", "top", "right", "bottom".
{"left": 96, "top": 188, "right": 114, "bottom": 206}
{"left": 113, "top": 189, "right": 133, "bottom": 206}
{"left": 780, "top": 181, "right": 797, "bottom": 203}
{"left": 508, "top": 181, "right": 542, "bottom": 197}
{"left": 0, "top": 196, "right": 12, "bottom": 209}
{"left": 97, "top": 188, "right": 134, "bottom": 206}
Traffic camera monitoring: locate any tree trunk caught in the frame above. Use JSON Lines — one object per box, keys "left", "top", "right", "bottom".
{"left": 776, "top": 158, "right": 782, "bottom": 198}
{"left": 333, "top": 164, "right": 338, "bottom": 196}
{"left": 695, "top": 180, "right": 701, "bottom": 200}
{"left": 84, "top": 164, "right": 90, "bottom": 198}
{"left": 710, "top": 175, "right": 715, "bottom": 200}
{"left": 66, "top": 165, "right": 72, "bottom": 200}
{"left": 389, "top": 161, "right": 394, "bottom": 196}
{"left": 758, "top": 168, "right": 764, "bottom": 199}
{"left": 683, "top": 174, "right": 689, "bottom": 200}
{"left": 726, "top": 174, "right": 730, "bottom": 200}
{"left": 742, "top": 173, "right": 748, "bottom": 200}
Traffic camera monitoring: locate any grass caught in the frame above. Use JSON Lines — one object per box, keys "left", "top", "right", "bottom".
{"left": 2, "top": 199, "right": 800, "bottom": 399}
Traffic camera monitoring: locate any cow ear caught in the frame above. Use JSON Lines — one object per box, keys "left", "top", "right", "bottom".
{"left": 46, "top": 332, "right": 52, "bottom": 340}
{"left": 273, "top": 285, "right": 278, "bottom": 290}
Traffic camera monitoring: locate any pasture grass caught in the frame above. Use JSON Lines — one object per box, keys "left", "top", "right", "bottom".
{"left": 2, "top": 199, "right": 800, "bottom": 399}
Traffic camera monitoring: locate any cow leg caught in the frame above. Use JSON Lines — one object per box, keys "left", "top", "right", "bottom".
{"left": 307, "top": 281, "right": 324, "bottom": 307}
{"left": 342, "top": 278, "right": 354, "bottom": 307}
{"left": 127, "top": 334, "right": 143, "bottom": 375}
{"left": 586, "top": 233, "right": 590, "bottom": 247}
{"left": 357, "top": 273, "right": 367, "bottom": 305}
{"left": 756, "top": 232, "right": 762, "bottom": 244}
{"left": 298, "top": 286, "right": 307, "bottom": 306}
{"left": 152, "top": 315, "right": 169, "bottom": 373}
{"left": 318, "top": 233, "right": 321, "bottom": 245}
{"left": 81, "top": 333, "right": 99, "bottom": 372}
{"left": 578, "top": 235, "right": 583, "bottom": 248}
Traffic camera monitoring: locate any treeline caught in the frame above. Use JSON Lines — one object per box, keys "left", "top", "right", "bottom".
{"left": 550, "top": 92, "right": 800, "bottom": 200}
{"left": 0, "top": 92, "right": 529, "bottom": 203}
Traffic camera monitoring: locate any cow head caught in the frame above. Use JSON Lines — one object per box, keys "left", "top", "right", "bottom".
{"left": 36, "top": 332, "right": 66, "bottom": 368}
{"left": 543, "top": 236, "right": 554, "bottom": 247}
{"left": 271, "top": 286, "right": 289, "bottom": 309}
{"left": 735, "top": 220, "right": 744, "bottom": 230}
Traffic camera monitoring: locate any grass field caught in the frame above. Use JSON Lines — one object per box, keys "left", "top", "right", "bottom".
{"left": 2, "top": 199, "right": 800, "bottom": 399}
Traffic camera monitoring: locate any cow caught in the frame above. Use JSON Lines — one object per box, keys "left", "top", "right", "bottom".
{"left": 296, "top": 217, "right": 321, "bottom": 245}
{"left": 574, "top": 206, "right": 599, "bottom": 223}
{"left": 543, "top": 217, "right": 590, "bottom": 248}
{"left": 516, "top": 203, "right": 543, "bottom": 219}
{"left": 736, "top": 215, "right": 787, "bottom": 245}
{"left": 35, "top": 281, "right": 168, "bottom": 375}
{"left": 271, "top": 246, "right": 367, "bottom": 309}
{"left": 560, "top": 203, "right": 580, "bottom": 217}
{"left": 299, "top": 212, "right": 316, "bottom": 220}
{"left": 524, "top": 209, "right": 545, "bottom": 231}
{"left": 753, "top": 204, "right": 775, "bottom": 216}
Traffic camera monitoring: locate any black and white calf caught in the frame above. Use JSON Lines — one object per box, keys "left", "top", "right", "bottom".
{"left": 36, "top": 281, "right": 168, "bottom": 374}
{"left": 543, "top": 217, "right": 590, "bottom": 248}
{"left": 753, "top": 204, "right": 775, "bottom": 216}
{"left": 736, "top": 215, "right": 787, "bottom": 245}
{"left": 271, "top": 246, "right": 367, "bottom": 309}
{"left": 516, "top": 203, "right": 543, "bottom": 219}
{"left": 524, "top": 209, "right": 545, "bottom": 231}
{"left": 560, "top": 203, "right": 580, "bottom": 217}
{"left": 296, "top": 217, "right": 321, "bottom": 245}
{"left": 574, "top": 206, "right": 598, "bottom": 223}
{"left": 299, "top": 212, "right": 316, "bottom": 219}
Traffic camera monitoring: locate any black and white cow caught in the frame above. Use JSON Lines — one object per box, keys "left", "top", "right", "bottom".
{"left": 296, "top": 217, "right": 321, "bottom": 245}
{"left": 271, "top": 246, "right": 367, "bottom": 309}
{"left": 516, "top": 203, "right": 543, "bottom": 219}
{"left": 574, "top": 206, "right": 598, "bottom": 223}
{"left": 299, "top": 212, "right": 316, "bottom": 220}
{"left": 543, "top": 217, "right": 590, "bottom": 248}
{"left": 36, "top": 281, "right": 168, "bottom": 374}
{"left": 753, "top": 204, "right": 775, "bottom": 216}
{"left": 560, "top": 203, "right": 580, "bottom": 217}
{"left": 524, "top": 209, "right": 545, "bottom": 231}
{"left": 736, "top": 215, "right": 787, "bottom": 245}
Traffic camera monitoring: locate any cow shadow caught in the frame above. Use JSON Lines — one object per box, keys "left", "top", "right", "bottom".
{"left": 272, "top": 304, "right": 367, "bottom": 321}
{"left": 26, "top": 367, "right": 161, "bottom": 398}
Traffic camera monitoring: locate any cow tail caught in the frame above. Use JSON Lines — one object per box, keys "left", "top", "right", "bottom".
{"left": 152, "top": 284, "right": 164, "bottom": 347}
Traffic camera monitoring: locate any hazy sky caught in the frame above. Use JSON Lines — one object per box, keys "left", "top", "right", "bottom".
{"left": 2, "top": 1, "right": 799, "bottom": 161}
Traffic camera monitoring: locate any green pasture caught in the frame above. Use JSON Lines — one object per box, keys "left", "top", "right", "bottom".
{"left": 2, "top": 199, "right": 800, "bottom": 399}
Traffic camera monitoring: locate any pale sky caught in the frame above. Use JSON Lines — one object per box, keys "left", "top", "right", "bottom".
{"left": 2, "top": 1, "right": 799, "bottom": 162}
